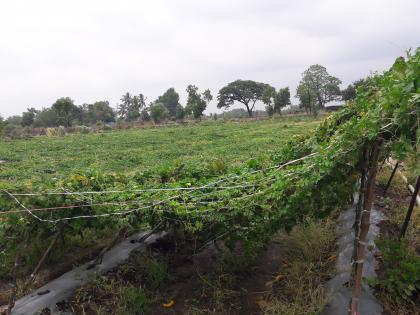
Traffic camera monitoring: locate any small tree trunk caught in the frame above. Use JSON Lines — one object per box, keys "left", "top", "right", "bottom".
{"left": 350, "top": 139, "right": 382, "bottom": 314}
{"left": 399, "top": 176, "right": 420, "bottom": 239}
{"left": 246, "top": 105, "right": 253, "bottom": 117}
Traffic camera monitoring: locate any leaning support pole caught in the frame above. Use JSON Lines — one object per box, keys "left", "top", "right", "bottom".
{"left": 382, "top": 161, "right": 399, "bottom": 197}
{"left": 399, "top": 176, "right": 420, "bottom": 239}
{"left": 350, "top": 139, "right": 382, "bottom": 315}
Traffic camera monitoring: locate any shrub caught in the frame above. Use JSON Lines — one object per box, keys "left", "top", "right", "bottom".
{"left": 368, "top": 240, "right": 420, "bottom": 303}
{"left": 75, "top": 125, "right": 91, "bottom": 134}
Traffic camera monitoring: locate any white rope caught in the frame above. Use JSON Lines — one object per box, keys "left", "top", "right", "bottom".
{"left": 2, "top": 152, "right": 319, "bottom": 223}
{"left": 4, "top": 152, "right": 318, "bottom": 197}
{"left": 4, "top": 186, "right": 267, "bottom": 223}
{"left": 6, "top": 185, "right": 253, "bottom": 197}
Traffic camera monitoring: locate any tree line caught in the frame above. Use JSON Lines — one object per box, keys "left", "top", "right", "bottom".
{"left": 0, "top": 64, "right": 366, "bottom": 129}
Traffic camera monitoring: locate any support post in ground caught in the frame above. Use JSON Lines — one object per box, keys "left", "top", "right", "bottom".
{"left": 399, "top": 176, "right": 420, "bottom": 239}
{"left": 350, "top": 139, "right": 382, "bottom": 315}
{"left": 382, "top": 161, "right": 399, "bottom": 197}
{"left": 351, "top": 145, "right": 368, "bottom": 282}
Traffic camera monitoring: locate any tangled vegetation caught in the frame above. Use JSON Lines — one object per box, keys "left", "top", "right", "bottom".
{"left": 0, "top": 49, "right": 419, "bottom": 312}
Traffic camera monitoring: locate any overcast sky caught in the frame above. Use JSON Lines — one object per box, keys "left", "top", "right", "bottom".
{"left": 0, "top": 0, "right": 419, "bottom": 117}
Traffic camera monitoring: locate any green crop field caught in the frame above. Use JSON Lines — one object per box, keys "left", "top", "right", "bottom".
{"left": 0, "top": 116, "right": 320, "bottom": 186}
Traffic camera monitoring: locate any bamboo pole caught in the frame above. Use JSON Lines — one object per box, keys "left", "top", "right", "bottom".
{"left": 351, "top": 145, "right": 368, "bottom": 280}
{"left": 350, "top": 139, "right": 382, "bottom": 315}
{"left": 382, "top": 161, "right": 399, "bottom": 197}
{"left": 385, "top": 159, "right": 420, "bottom": 207}
{"left": 399, "top": 176, "right": 420, "bottom": 239}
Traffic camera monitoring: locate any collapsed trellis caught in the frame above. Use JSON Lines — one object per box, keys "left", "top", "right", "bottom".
{"left": 1, "top": 50, "right": 419, "bottom": 315}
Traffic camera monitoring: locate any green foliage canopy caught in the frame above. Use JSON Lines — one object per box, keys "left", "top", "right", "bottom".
{"left": 217, "top": 80, "right": 270, "bottom": 117}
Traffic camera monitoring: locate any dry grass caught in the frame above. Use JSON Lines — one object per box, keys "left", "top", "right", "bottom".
{"left": 262, "top": 218, "right": 336, "bottom": 315}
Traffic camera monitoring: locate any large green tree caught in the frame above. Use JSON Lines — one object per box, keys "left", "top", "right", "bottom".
{"left": 297, "top": 64, "right": 342, "bottom": 109}
{"left": 21, "top": 108, "right": 38, "bottom": 127}
{"left": 52, "top": 97, "right": 80, "bottom": 127}
{"left": 149, "top": 102, "right": 169, "bottom": 123}
{"left": 295, "top": 83, "right": 317, "bottom": 116}
{"left": 185, "top": 85, "right": 212, "bottom": 120}
{"left": 262, "top": 86, "right": 291, "bottom": 115}
{"left": 217, "top": 80, "right": 269, "bottom": 117}
{"left": 341, "top": 78, "right": 369, "bottom": 101}
{"left": 156, "top": 88, "right": 180, "bottom": 118}
{"left": 33, "top": 108, "right": 59, "bottom": 127}
{"left": 83, "top": 101, "right": 115, "bottom": 124}
{"left": 117, "top": 93, "right": 146, "bottom": 121}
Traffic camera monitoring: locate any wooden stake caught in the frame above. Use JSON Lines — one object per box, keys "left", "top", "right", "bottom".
{"left": 350, "top": 139, "right": 382, "bottom": 315}
{"left": 400, "top": 176, "right": 420, "bottom": 239}
{"left": 351, "top": 145, "right": 368, "bottom": 285}
{"left": 382, "top": 161, "right": 399, "bottom": 197}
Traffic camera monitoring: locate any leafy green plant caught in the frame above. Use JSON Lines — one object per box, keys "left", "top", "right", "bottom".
{"left": 0, "top": 49, "right": 418, "bottom": 285}
{"left": 368, "top": 240, "right": 420, "bottom": 302}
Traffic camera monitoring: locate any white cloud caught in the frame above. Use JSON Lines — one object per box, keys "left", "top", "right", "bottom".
{"left": 0, "top": 0, "right": 419, "bottom": 116}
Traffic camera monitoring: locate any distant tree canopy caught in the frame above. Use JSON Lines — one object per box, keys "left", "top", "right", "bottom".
{"left": 149, "top": 102, "right": 169, "bottom": 123}
{"left": 341, "top": 78, "right": 369, "bottom": 101}
{"left": 2, "top": 68, "right": 345, "bottom": 131}
{"left": 217, "top": 80, "right": 270, "bottom": 117}
{"left": 262, "top": 86, "right": 291, "bottom": 116}
{"left": 82, "top": 101, "right": 115, "bottom": 124}
{"left": 156, "top": 88, "right": 180, "bottom": 118}
{"left": 185, "top": 85, "right": 212, "bottom": 120}
{"left": 175, "top": 104, "right": 185, "bottom": 121}
{"left": 21, "top": 108, "right": 38, "bottom": 127}
{"left": 52, "top": 97, "right": 81, "bottom": 127}
{"left": 33, "top": 108, "right": 59, "bottom": 127}
{"left": 295, "top": 64, "right": 342, "bottom": 116}
{"left": 297, "top": 65, "right": 342, "bottom": 110}
{"left": 117, "top": 92, "right": 146, "bottom": 121}
{"left": 0, "top": 115, "right": 6, "bottom": 135}
{"left": 3, "top": 97, "right": 116, "bottom": 129}
{"left": 296, "top": 83, "right": 318, "bottom": 116}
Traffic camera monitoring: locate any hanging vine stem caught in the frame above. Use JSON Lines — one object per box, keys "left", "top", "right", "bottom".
{"left": 350, "top": 138, "right": 382, "bottom": 315}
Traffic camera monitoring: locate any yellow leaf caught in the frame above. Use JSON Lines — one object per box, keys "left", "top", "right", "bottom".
{"left": 326, "top": 255, "right": 336, "bottom": 262}
{"left": 163, "top": 299, "right": 175, "bottom": 308}
{"left": 265, "top": 280, "right": 274, "bottom": 288}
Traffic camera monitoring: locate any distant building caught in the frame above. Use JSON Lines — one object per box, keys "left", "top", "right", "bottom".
{"left": 325, "top": 101, "right": 345, "bottom": 112}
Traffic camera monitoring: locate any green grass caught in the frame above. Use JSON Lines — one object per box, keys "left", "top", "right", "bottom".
{"left": 0, "top": 116, "right": 320, "bottom": 186}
